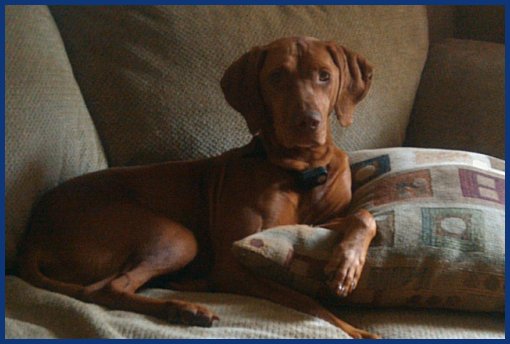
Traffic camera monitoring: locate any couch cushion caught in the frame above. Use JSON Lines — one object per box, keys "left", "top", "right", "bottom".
{"left": 406, "top": 39, "right": 505, "bottom": 159}
{"left": 5, "top": 276, "right": 350, "bottom": 339}
{"left": 233, "top": 148, "right": 505, "bottom": 313}
{"left": 5, "top": 5, "right": 107, "bottom": 270}
{"left": 5, "top": 276, "right": 504, "bottom": 339}
{"left": 50, "top": 5, "right": 428, "bottom": 166}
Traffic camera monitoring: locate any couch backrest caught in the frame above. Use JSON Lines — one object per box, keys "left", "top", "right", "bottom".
{"left": 50, "top": 5, "right": 429, "bottom": 167}
{"left": 5, "top": 5, "right": 429, "bottom": 270}
{"left": 5, "top": 6, "right": 107, "bottom": 270}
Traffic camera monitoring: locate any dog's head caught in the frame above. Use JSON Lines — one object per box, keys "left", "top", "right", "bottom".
{"left": 221, "top": 36, "right": 373, "bottom": 149}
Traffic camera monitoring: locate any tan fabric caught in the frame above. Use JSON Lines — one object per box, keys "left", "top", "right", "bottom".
{"left": 455, "top": 6, "right": 504, "bottom": 43}
{"left": 5, "top": 276, "right": 350, "bottom": 339}
{"left": 49, "top": 5, "right": 428, "bottom": 166}
{"left": 5, "top": 276, "right": 503, "bottom": 339}
{"left": 5, "top": 5, "right": 107, "bottom": 270}
{"left": 426, "top": 5, "right": 504, "bottom": 44}
{"left": 333, "top": 307, "right": 504, "bottom": 339}
{"left": 406, "top": 39, "right": 505, "bottom": 159}
{"left": 426, "top": 6, "right": 455, "bottom": 43}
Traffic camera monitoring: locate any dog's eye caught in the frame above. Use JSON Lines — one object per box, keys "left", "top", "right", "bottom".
{"left": 318, "top": 70, "right": 330, "bottom": 82}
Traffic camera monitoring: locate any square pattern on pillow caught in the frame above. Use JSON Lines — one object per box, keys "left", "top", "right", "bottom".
{"left": 232, "top": 148, "right": 505, "bottom": 312}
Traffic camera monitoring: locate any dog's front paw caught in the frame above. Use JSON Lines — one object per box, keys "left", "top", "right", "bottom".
{"left": 324, "top": 246, "right": 366, "bottom": 298}
{"left": 323, "top": 210, "right": 376, "bottom": 298}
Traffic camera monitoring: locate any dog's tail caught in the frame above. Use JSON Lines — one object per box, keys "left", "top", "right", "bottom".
{"left": 14, "top": 190, "right": 114, "bottom": 300}
{"left": 17, "top": 249, "right": 79, "bottom": 297}
{"left": 16, "top": 249, "right": 101, "bottom": 301}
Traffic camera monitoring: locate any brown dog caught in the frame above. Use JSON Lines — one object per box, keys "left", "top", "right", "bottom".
{"left": 17, "top": 36, "right": 378, "bottom": 338}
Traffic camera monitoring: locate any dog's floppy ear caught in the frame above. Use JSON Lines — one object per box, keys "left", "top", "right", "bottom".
{"left": 221, "top": 47, "right": 267, "bottom": 135}
{"left": 327, "top": 43, "right": 373, "bottom": 127}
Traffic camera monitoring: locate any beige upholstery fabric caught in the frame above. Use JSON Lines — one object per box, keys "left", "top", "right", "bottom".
{"left": 406, "top": 39, "right": 505, "bottom": 159}
{"left": 50, "top": 6, "right": 428, "bottom": 166}
{"left": 5, "top": 276, "right": 503, "bottom": 339}
{"left": 333, "top": 307, "right": 504, "bottom": 339}
{"left": 455, "top": 6, "right": 504, "bottom": 43}
{"left": 426, "top": 6, "right": 455, "bottom": 43}
{"left": 5, "top": 276, "right": 350, "bottom": 339}
{"left": 5, "top": 6, "right": 107, "bottom": 270}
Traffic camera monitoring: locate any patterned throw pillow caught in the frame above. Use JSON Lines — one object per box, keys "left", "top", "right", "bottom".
{"left": 232, "top": 148, "right": 505, "bottom": 312}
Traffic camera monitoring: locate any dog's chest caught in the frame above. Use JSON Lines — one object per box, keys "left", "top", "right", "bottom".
{"left": 212, "top": 157, "right": 344, "bottom": 231}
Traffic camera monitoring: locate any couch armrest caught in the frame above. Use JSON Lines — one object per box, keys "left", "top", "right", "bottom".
{"left": 405, "top": 39, "right": 504, "bottom": 159}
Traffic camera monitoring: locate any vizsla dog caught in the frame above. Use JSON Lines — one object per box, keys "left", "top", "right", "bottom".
{"left": 17, "top": 36, "right": 378, "bottom": 338}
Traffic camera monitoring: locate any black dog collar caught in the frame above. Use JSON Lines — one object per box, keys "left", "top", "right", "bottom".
{"left": 295, "top": 166, "right": 328, "bottom": 190}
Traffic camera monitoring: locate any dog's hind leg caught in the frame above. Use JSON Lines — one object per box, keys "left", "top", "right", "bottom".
{"left": 19, "top": 201, "right": 219, "bottom": 327}
{"left": 82, "top": 262, "right": 219, "bottom": 327}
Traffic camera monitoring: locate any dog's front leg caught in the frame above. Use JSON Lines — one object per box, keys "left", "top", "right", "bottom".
{"left": 319, "top": 209, "right": 377, "bottom": 297}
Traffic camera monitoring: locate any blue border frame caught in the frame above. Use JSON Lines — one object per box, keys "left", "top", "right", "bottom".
{"left": 1, "top": 2, "right": 5, "bottom": 342}
{"left": 2, "top": 1, "right": 508, "bottom": 5}
{"left": 504, "top": 1, "right": 509, "bottom": 335}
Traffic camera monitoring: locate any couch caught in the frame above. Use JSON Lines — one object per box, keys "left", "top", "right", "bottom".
{"left": 5, "top": 5, "right": 505, "bottom": 339}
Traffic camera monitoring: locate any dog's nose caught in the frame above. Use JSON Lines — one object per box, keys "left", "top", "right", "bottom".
{"left": 297, "top": 111, "right": 322, "bottom": 131}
